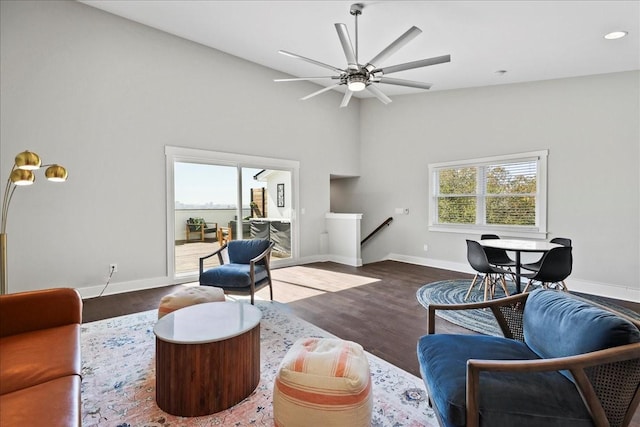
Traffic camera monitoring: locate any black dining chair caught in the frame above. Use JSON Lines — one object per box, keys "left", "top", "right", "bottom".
{"left": 480, "top": 234, "right": 517, "bottom": 282}
{"left": 522, "top": 246, "right": 573, "bottom": 292}
{"left": 465, "top": 240, "right": 511, "bottom": 301}
{"left": 521, "top": 237, "right": 572, "bottom": 273}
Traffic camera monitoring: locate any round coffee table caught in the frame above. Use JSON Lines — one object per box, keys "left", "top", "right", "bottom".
{"left": 154, "top": 301, "right": 262, "bottom": 416}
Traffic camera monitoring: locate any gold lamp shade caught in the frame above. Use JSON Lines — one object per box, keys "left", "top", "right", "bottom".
{"left": 45, "top": 165, "right": 68, "bottom": 182}
{"left": 9, "top": 169, "right": 35, "bottom": 186}
{"left": 14, "top": 151, "right": 42, "bottom": 170}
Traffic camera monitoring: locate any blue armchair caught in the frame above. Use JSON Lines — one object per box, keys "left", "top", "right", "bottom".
{"left": 199, "top": 239, "right": 274, "bottom": 305}
{"left": 417, "top": 289, "right": 640, "bottom": 427}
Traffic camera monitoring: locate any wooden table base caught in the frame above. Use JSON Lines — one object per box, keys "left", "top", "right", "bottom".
{"left": 156, "top": 324, "right": 260, "bottom": 417}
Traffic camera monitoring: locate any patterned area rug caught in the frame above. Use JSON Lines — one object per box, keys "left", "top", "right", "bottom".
{"left": 81, "top": 301, "right": 438, "bottom": 427}
{"left": 416, "top": 279, "right": 640, "bottom": 336}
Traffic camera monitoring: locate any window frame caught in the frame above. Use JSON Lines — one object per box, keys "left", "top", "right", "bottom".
{"left": 428, "top": 150, "right": 548, "bottom": 239}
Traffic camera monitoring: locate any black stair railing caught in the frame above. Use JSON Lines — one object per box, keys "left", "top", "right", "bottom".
{"left": 361, "top": 217, "right": 393, "bottom": 245}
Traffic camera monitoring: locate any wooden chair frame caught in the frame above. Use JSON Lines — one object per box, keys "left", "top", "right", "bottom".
{"left": 185, "top": 221, "right": 217, "bottom": 242}
{"left": 217, "top": 226, "right": 232, "bottom": 246}
{"left": 425, "top": 293, "right": 640, "bottom": 427}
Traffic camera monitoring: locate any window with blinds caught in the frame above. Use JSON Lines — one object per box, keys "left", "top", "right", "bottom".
{"left": 428, "top": 151, "right": 548, "bottom": 237}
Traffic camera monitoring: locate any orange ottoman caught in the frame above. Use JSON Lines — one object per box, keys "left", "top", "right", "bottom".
{"left": 157, "top": 286, "right": 225, "bottom": 319}
{"left": 273, "top": 337, "right": 372, "bottom": 427}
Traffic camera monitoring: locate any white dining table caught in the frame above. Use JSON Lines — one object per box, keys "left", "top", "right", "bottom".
{"left": 479, "top": 239, "right": 562, "bottom": 293}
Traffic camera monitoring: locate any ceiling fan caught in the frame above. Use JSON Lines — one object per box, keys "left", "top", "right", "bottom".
{"left": 275, "top": 3, "right": 451, "bottom": 108}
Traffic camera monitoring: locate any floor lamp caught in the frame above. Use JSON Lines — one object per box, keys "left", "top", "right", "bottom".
{"left": 1, "top": 150, "right": 68, "bottom": 295}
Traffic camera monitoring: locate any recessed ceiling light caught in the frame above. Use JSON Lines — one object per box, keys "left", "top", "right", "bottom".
{"left": 604, "top": 31, "right": 628, "bottom": 40}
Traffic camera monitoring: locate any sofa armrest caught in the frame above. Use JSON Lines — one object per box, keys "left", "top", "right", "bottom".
{"left": 0, "top": 287, "right": 82, "bottom": 337}
{"left": 426, "top": 292, "right": 529, "bottom": 339}
{"left": 465, "top": 342, "right": 640, "bottom": 427}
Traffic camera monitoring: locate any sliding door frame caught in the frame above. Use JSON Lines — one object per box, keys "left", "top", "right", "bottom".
{"left": 165, "top": 146, "right": 300, "bottom": 281}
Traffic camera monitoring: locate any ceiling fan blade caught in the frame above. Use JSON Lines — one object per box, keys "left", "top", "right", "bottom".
{"left": 278, "top": 50, "right": 344, "bottom": 74}
{"left": 365, "top": 26, "right": 422, "bottom": 71}
{"left": 335, "top": 24, "right": 358, "bottom": 70}
{"left": 366, "top": 84, "right": 392, "bottom": 105}
{"left": 340, "top": 89, "right": 354, "bottom": 108}
{"left": 374, "top": 55, "right": 451, "bottom": 75}
{"left": 274, "top": 76, "right": 338, "bottom": 82}
{"left": 301, "top": 83, "right": 342, "bottom": 101}
{"left": 376, "top": 77, "right": 432, "bottom": 90}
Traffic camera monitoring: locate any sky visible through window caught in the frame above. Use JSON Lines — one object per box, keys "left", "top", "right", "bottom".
{"left": 174, "top": 162, "right": 265, "bottom": 209}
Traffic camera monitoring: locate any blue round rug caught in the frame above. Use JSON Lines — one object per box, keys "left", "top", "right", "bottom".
{"left": 416, "top": 279, "right": 640, "bottom": 336}
{"left": 416, "top": 279, "right": 510, "bottom": 335}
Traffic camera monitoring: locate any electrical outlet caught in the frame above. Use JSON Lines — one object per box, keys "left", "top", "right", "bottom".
{"left": 109, "top": 263, "right": 118, "bottom": 273}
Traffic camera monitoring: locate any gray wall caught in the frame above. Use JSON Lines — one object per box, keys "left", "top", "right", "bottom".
{"left": 339, "top": 72, "right": 639, "bottom": 300}
{"left": 0, "top": 0, "right": 360, "bottom": 293}
{"left": 2, "top": 1, "right": 638, "bottom": 301}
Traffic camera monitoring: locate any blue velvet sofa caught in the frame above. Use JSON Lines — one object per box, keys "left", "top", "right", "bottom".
{"left": 417, "top": 289, "right": 640, "bottom": 427}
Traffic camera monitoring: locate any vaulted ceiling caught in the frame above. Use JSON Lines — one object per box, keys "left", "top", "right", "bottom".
{"left": 81, "top": 1, "right": 639, "bottom": 98}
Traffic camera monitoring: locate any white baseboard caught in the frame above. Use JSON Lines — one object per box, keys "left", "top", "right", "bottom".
{"left": 296, "top": 253, "right": 361, "bottom": 267}
{"left": 273, "top": 255, "right": 324, "bottom": 268}
{"left": 564, "top": 278, "right": 640, "bottom": 303}
{"left": 293, "top": 254, "right": 330, "bottom": 265}
{"left": 77, "top": 276, "right": 182, "bottom": 299}
{"left": 326, "top": 254, "right": 362, "bottom": 267}
{"left": 385, "top": 253, "right": 640, "bottom": 303}
{"left": 385, "top": 253, "right": 474, "bottom": 275}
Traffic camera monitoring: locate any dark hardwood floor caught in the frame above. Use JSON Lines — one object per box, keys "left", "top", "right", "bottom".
{"left": 82, "top": 260, "right": 640, "bottom": 425}
{"left": 83, "top": 260, "right": 639, "bottom": 376}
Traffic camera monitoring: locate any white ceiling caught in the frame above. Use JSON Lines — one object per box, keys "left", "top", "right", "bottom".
{"left": 80, "top": 1, "right": 639, "bottom": 100}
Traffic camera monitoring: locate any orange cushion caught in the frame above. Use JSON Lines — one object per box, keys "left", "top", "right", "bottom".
{"left": 0, "top": 375, "right": 81, "bottom": 426}
{"left": 0, "top": 324, "right": 81, "bottom": 394}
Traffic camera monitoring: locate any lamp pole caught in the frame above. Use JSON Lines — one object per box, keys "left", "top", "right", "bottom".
{"left": 0, "top": 233, "right": 6, "bottom": 295}
{"left": 1, "top": 151, "right": 68, "bottom": 295}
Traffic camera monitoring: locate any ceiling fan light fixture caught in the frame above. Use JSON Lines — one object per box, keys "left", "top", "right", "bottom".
{"left": 604, "top": 31, "right": 628, "bottom": 40}
{"left": 347, "top": 74, "right": 367, "bottom": 91}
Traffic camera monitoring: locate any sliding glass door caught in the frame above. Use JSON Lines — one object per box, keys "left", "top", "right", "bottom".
{"left": 173, "top": 162, "right": 238, "bottom": 275}
{"left": 166, "top": 147, "right": 298, "bottom": 280}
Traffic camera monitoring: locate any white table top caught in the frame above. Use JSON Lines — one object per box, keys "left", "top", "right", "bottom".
{"left": 154, "top": 301, "right": 262, "bottom": 344}
{"left": 479, "top": 239, "right": 562, "bottom": 252}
